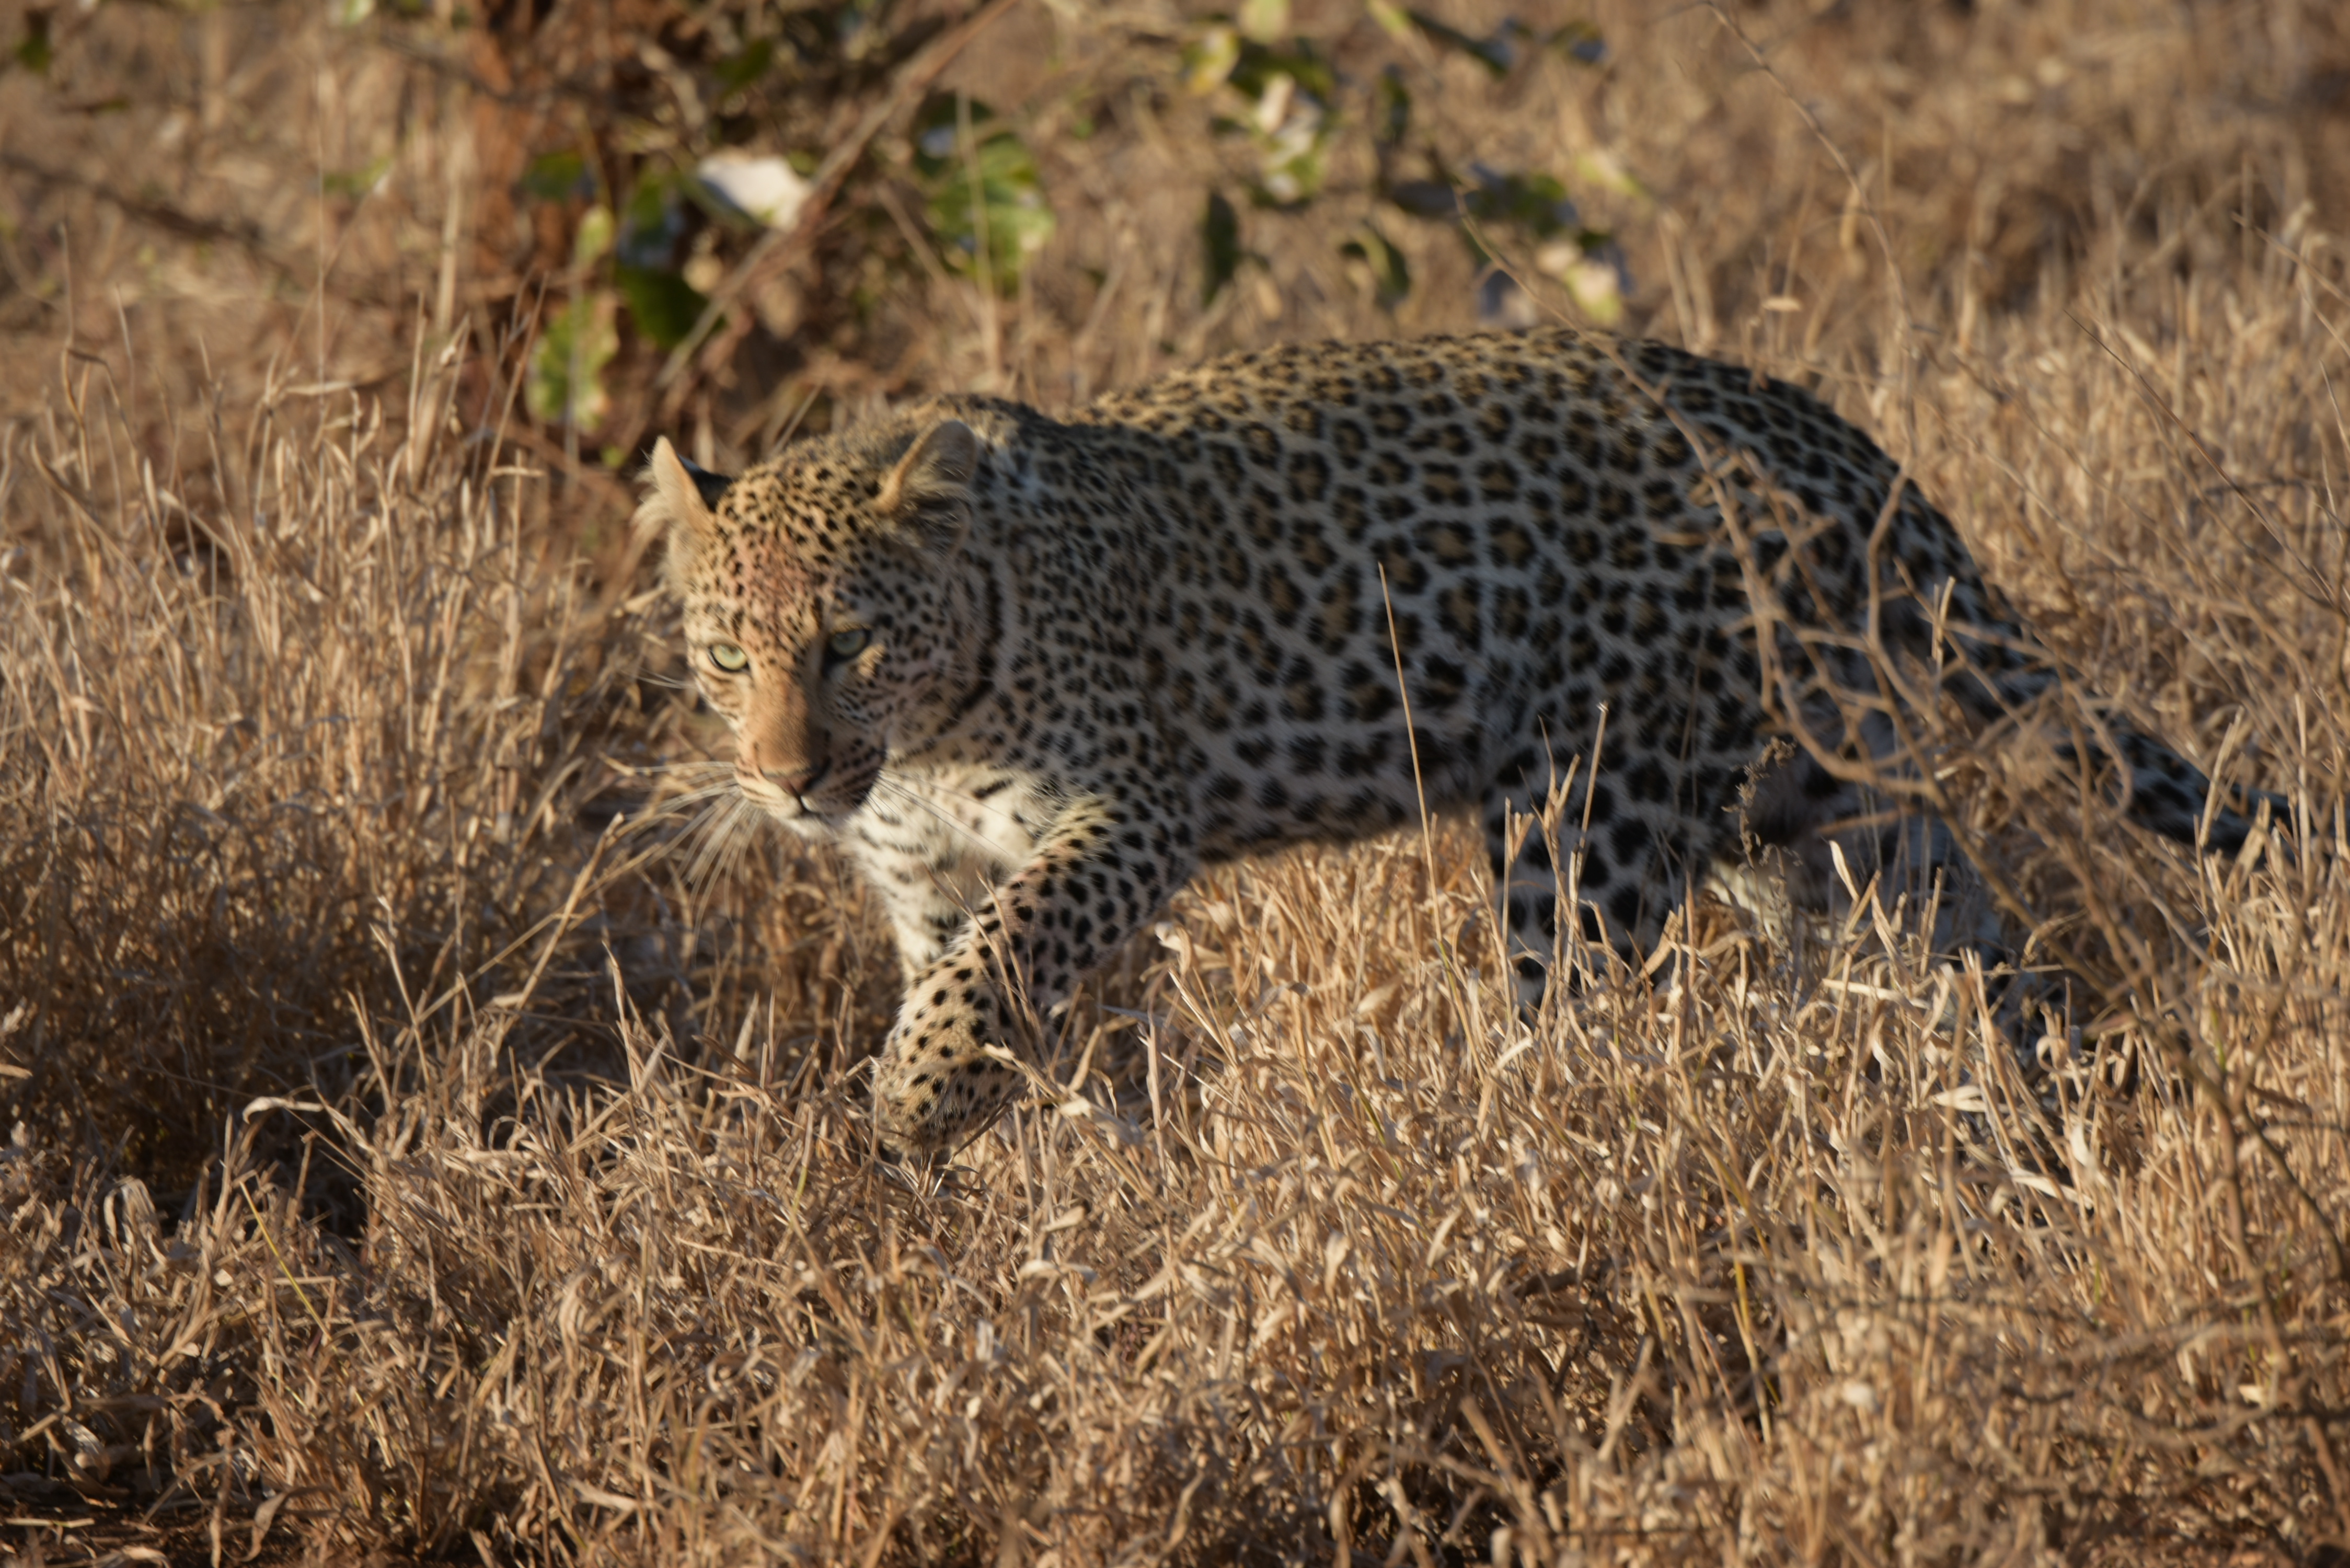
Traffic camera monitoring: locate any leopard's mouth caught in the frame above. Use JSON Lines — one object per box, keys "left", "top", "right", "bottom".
{"left": 736, "top": 757, "right": 884, "bottom": 830}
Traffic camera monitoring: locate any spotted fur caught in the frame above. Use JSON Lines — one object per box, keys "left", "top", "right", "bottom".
{"left": 643, "top": 327, "right": 2277, "bottom": 1156}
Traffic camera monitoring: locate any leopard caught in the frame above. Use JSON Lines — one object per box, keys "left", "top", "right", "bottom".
{"left": 640, "top": 325, "right": 2283, "bottom": 1158}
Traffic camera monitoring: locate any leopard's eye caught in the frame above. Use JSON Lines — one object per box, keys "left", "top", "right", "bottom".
{"left": 707, "top": 642, "right": 750, "bottom": 673}
{"left": 826, "top": 627, "right": 871, "bottom": 662}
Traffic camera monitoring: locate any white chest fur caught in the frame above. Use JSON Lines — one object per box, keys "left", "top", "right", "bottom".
{"left": 843, "top": 765, "right": 1058, "bottom": 970}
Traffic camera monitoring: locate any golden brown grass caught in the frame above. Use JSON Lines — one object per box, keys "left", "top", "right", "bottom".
{"left": 5, "top": 2, "right": 2350, "bottom": 1563}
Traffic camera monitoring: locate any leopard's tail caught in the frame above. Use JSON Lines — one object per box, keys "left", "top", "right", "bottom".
{"left": 2109, "top": 727, "right": 2292, "bottom": 856}
{"left": 1930, "top": 619, "right": 2289, "bottom": 858}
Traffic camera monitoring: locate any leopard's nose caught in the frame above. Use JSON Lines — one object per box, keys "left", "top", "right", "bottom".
{"left": 764, "top": 759, "right": 832, "bottom": 800}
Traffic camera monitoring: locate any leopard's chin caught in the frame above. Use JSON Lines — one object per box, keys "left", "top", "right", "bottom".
{"left": 816, "top": 759, "right": 885, "bottom": 818}
{"left": 757, "top": 802, "right": 836, "bottom": 840}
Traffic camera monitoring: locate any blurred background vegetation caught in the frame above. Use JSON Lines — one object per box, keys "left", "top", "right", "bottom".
{"left": 9, "top": 0, "right": 2342, "bottom": 549}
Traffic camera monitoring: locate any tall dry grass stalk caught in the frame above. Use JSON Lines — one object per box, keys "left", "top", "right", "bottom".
{"left": 5, "top": 1, "right": 2350, "bottom": 1563}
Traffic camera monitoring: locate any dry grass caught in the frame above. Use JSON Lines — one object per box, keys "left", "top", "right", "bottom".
{"left": 6, "top": 2, "right": 2350, "bottom": 1563}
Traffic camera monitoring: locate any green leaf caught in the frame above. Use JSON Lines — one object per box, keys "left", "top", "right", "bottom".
{"left": 1556, "top": 253, "right": 1624, "bottom": 324}
{"left": 1365, "top": 0, "right": 1413, "bottom": 42}
{"left": 1201, "top": 192, "right": 1240, "bottom": 306}
{"left": 914, "top": 98, "right": 1057, "bottom": 294}
{"left": 1226, "top": 38, "right": 1336, "bottom": 105}
{"left": 1462, "top": 169, "right": 1576, "bottom": 239}
{"left": 1252, "top": 119, "right": 1327, "bottom": 206}
{"left": 572, "top": 205, "right": 615, "bottom": 272}
{"left": 619, "top": 172, "right": 687, "bottom": 267}
{"left": 1574, "top": 149, "right": 1648, "bottom": 200}
{"left": 321, "top": 156, "right": 392, "bottom": 201}
{"left": 521, "top": 151, "right": 593, "bottom": 203}
{"left": 1237, "top": 0, "right": 1289, "bottom": 43}
{"left": 615, "top": 264, "right": 709, "bottom": 350}
{"left": 1401, "top": 10, "right": 1519, "bottom": 77}
{"left": 1340, "top": 224, "right": 1410, "bottom": 309}
{"left": 713, "top": 39, "right": 775, "bottom": 97}
{"left": 1201, "top": 37, "right": 1337, "bottom": 208}
{"left": 527, "top": 292, "right": 618, "bottom": 429}
{"left": 13, "top": 10, "right": 53, "bottom": 75}
{"left": 1374, "top": 66, "right": 1411, "bottom": 150}
{"left": 1245, "top": 74, "right": 1329, "bottom": 205}
{"left": 1182, "top": 25, "right": 1241, "bottom": 95}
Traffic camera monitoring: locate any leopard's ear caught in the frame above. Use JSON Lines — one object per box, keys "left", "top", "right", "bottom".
{"left": 877, "top": 420, "right": 977, "bottom": 554}
{"left": 640, "top": 437, "right": 727, "bottom": 546}
{"left": 639, "top": 437, "right": 732, "bottom": 589}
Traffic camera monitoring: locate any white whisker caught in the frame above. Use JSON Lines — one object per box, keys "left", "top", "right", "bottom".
{"left": 629, "top": 782, "right": 739, "bottom": 826}
{"left": 889, "top": 773, "right": 1045, "bottom": 833}
{"left": 873, "top": 777, "right": 1012, "bottom": 861}
{"left": 682, "top": 795, "right": 761, "bottom": 889}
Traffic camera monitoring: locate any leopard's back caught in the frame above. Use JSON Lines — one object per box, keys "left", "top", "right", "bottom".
{"left": 1061, "top": 329, "right": 2012, "bottom": 893}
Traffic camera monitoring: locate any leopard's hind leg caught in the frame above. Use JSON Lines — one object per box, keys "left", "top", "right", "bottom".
{"left": 1480, "top": 735, "right": 1741, "bottom": 1007}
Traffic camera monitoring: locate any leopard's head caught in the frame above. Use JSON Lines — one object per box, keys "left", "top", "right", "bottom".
{"left": 641, "top": 417, "right": 982, "bottom": 834}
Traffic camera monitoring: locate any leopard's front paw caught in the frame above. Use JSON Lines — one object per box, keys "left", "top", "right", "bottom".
{"left": 871, "top": 986, "right": 1027, "bottom": 1157}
